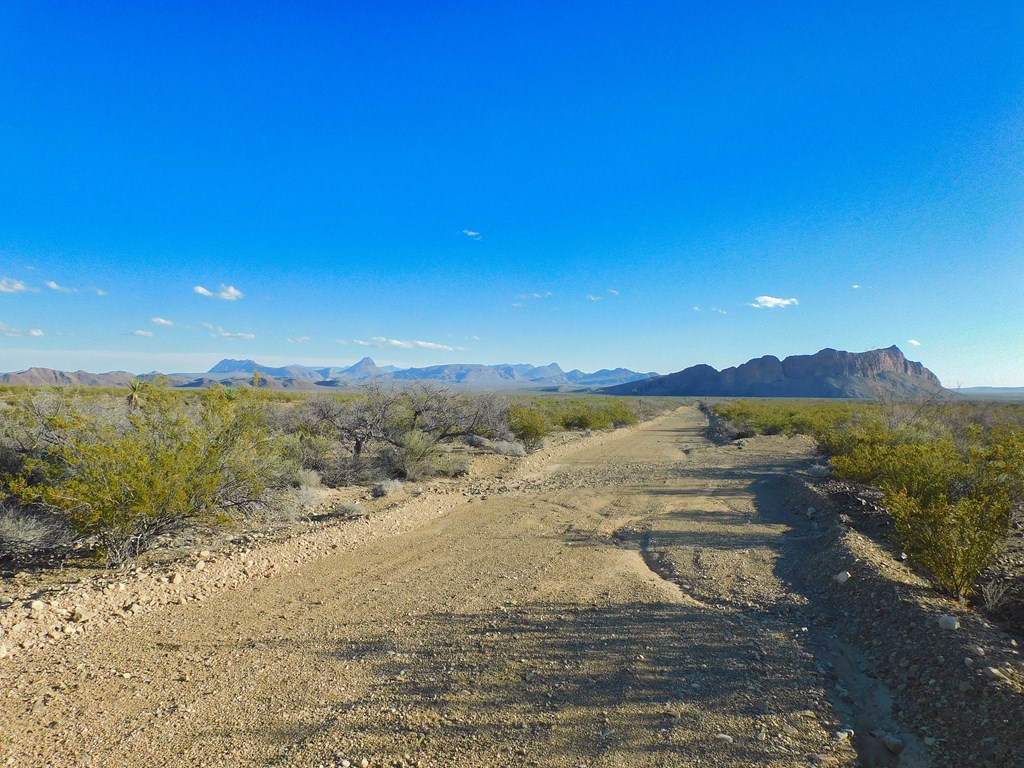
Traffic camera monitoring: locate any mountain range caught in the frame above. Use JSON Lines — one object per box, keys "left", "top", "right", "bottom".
{"left": 0, "top": 358, "right": 657, "bottom": 391}
{"left": 0, "top": 347, "right": 953, "bottom": 398}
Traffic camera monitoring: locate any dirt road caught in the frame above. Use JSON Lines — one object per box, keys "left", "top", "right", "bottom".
{"left": 1, "top": 407, "right": 867, "bottom": 766}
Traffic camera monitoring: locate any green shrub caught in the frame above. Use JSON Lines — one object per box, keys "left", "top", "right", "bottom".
{"left": 887, "top": 490, "right": 1011, "bottom": 601}
{"left": 509, "top": 406, "right": 551, "bottom": 451}
{"left": 6, "top": 384, "right": 285, "bottom": 565}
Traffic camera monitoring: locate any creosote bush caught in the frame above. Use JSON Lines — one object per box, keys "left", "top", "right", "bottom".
{"left": 4, "top": 383, "right": 289, "bottom": 565}
{"left": 712, "top": 397, "right": 1024, "bottom": 601}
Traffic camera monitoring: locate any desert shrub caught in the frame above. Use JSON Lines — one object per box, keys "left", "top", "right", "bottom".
{"left": 5, "top": 384, "right": 287, "bottom": 565}
{"left": 330, "top": 502, "right": 368, "bottom": 518}
{"left": 887, "top": 490, "right": 1011, "bottom": 601}
{"left": 293, "top": 467, "right": 322, "bottom": 489}
{"left": 492, "top": 440, "right": 527, "bottom": 457}
{"left": 376, "top": 430, "right": 443, "bottom": 481}
{"left": 508, "top": 406, "right": 551, "bottom": 451}
{"left": 464, "top": 433, "right": 489, "bottom": 448}
{"left": 714, "top": 398, "right": 1024, "bottom": 601}
{"left": 372, "top": 480, "right": 403, "bottom": 498}
{"left": 435, "top": 454, "right": 471, "bottom": 477}
{"left": 293, "top": 484, "right": 322, "bottom": 511}
{"left": 0, "top": 502, "right": 71, "bottom": 558}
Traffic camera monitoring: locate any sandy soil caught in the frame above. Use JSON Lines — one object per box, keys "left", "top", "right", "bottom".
{"left": 1, "top": 407, "right": 1021, "bottom": 767}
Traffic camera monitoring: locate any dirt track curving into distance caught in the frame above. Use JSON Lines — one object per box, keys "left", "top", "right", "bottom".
{"left": 0, "top": 407, "right": 903, "bottom": 766}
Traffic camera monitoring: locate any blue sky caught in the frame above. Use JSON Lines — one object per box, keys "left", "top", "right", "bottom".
{"left": 1, "top": 1, "right": 1022, "bottom": 385}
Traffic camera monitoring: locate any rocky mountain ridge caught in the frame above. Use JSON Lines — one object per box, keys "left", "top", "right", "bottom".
{"left": 600, "top": 346, "right": 945, "bottom": 398}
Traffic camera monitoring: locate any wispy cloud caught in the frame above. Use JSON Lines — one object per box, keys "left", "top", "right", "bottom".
{"left": 711, "top": 307, "right": 727, "bottom": 315}
{"left": 91, "top": 287, "right": 108, "bottom": 296}
{"left": 352, "top": 336, "right": 455, "bottom": 351}
{"left": 202, "top": 322, "right": 254, "bottom": 340}
{"left": 151, "top": 317, "right": 174, "bottom": 326}
{"left": 131, "top": 330, "right": 154, "bottom": 337}
{"left": 749, "top": 295, "right": 799, "bottom": 309}
{"left": 194, "top": 284, "right": 244, "bottom": 301}
{"left": 0, "top": 277, "right": 36, "bottom": 293}
{"left": 607, "top": 289, "right": 620, "bottom": 296}
{"left": 0, "top": 321, "right": 44, "bottom": 337}
{"left": 515, "top": 290, "right": 553, "bottom": 301}
{"left": 45, "top": 280, "right": 77, "bottom": 293}
{"left": 462, "top": 229, "right": 482, "bottom": 240}
{"left": 586, "top": 294, "right": 603, "bottom": 302}
{"left": 851, "top": 284, "right": 861, "bottom": 289}
{"left": 287, "top": 336, "right": 311, "bottom": 344}
{"left": 907, "top": 339, "right": 921, "bottom": 346}
{"left": 692, "top": 306, "right": 701, "bottom": 311}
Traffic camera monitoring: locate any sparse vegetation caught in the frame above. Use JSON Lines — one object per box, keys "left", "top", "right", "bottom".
{"left": 0, "top": 385, "right": 662, "bottom": 567}
{"left": 711, "top": 397, "right": 1024, "bottom": 601}
{"left": 1, "top": 383, "right": 293, "bottom": 565}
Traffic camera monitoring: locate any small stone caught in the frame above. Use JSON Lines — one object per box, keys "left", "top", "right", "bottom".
{"left": 199, "top": 550, "right": 211, "bottom": 559}
{"left": 29, "top": 600, "right": 47, "bottom": 612}
{"left": 194, "top": 560, "right": 206, "bottom": 572}
{"left": 812, "top": 756, "right": 840, "bottom": 767}
{"left": 968, "top": 644, "right": 986, "bottom": 657}
{"left": 965, "top": 657, "right": 974, "bottom": 668}
{"left": 714, "top": 733, "right": 734, "bottom": 744}
{"left": 959, "top": 681, "right": 972, "bottom": 693}
{"left": 834, "top": 571, "right": 851, "bottom": 585}
{"left": 171, "top": 573, "right": 183, "bottom": 585}
{"left": 360, "top": 760, "right": 369, "bottom": 768}
{"left": 924, "top": 736, "right": 937, "bottom": 746}
{"left": 937, "top": 615, "right": 959, "bottom": 631}
{"left": 883, "top": 735, "right": 905, "bottom": 754}
{"left": 984, "top": 666, "right": 1008, "bottom": 682}
{"left": 341, "top": 761, "right": 350, "bottom": 768}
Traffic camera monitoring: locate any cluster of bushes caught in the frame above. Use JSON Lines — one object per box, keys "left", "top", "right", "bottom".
{"left": 0, "top": 384, "right": 293, "bottom": 565}
{"left": 712, "top": 398, "right": 1024, "bottom": 601}
{"left": 0, "top": 383, "right": 654, "bottom": 566}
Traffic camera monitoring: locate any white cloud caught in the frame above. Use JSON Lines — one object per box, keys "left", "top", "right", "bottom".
{"left": 907, "top": 339, "right": 921, "bottom": 346}
{"left": 91, "top": 287, "right": 108, "bottom": 296}
{"left": 352, "top": 336, "right": 455, "bottom": 351}
{"left": 0, "top": 277, "right": 35, "bottom": 293}
{"left": 586, "top": 294, "right": 603, "bottom": 302}
{"left": 749, "top": 295, "right": 799, "bottom": 309}
{"left": 462, "top": 229, "right": 482, "bottom": 240}
{"left": 202, "top": 322, "right": 254, "bottom": 340}
{"left": 131, "top": 330, "right": 154, "bottom": 337}
{"left": 692, "top": 306, "right": 701, "bottom": 311}
{"left": 151, "top": 317, "right": 175, "bottom": 326}
{"left": 851, "top": 284, "right": 861, "bottom": 289}
{"left": 287, "top": 336, "right": 311, "bottom": 344}
{"left": 0, "top": 321, "right": 44, "bottom": 337}
{"left": 411, "top": 340, "right": 454, "bottom": 351}
{"left": 711, "top": 307, "right": 728, "bottom": 315}
{"left": 335, "top": 339, "right": 349, "bottom": 345}
{"left": 515, "top": 291, "right": 553, "bottom": 301}
{"left": 46, "top": 280, "right": 77, "bottom": 293}
{"left": 194, "top": 284, "right": 244, "bottom": 301}
{"left": 607, "top": 289, "right": 620, "bottom": 296}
